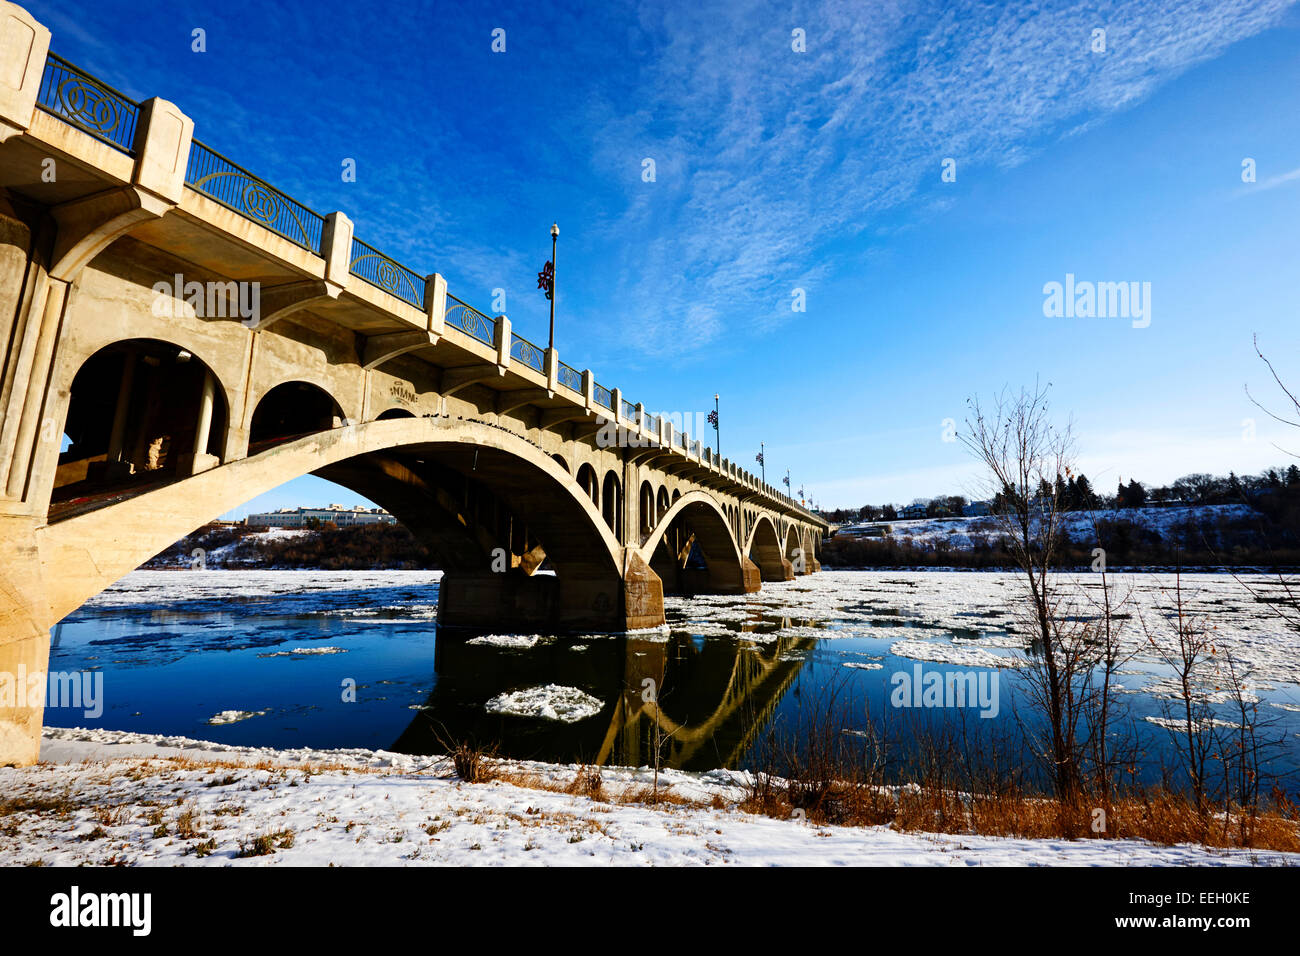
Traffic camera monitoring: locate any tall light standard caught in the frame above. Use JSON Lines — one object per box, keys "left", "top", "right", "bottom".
{"left": 549, "top": 223, "right": 559, "bottom": 350}
{"left": 708, "top": 393, "right": 720, "bottom": 462}
{"left": 756, "top": 442, "right": 765, "bottom": 485}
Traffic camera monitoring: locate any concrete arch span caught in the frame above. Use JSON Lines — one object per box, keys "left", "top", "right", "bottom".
{"left": 747, "top": 513, "right": 793, "bottom": 582}
{"left": 34, "top": 416, "right": 665, "bottom": 632}
{"left": 638, "top": 491, "right": 760, "bottom": 596}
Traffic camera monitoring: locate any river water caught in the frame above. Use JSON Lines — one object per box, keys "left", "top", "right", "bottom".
{"left": 45, "top": 569, "right": 1300, "bottom": 787}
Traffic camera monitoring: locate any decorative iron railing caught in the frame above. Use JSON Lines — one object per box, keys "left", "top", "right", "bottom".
{"left": 679, "top": 432, "right": 688, "bottom": 449}
{"left": 510, "top": 332, "right": 545, "bottom": 372}
{"left": 558, "top": 362, "right": 583, "bottom": 393}
{"left": 621, "top": 399, "right": 638, "bottom": 422}
{"left": 348, "top": 237, "right": 423, "bottom": 309}
{"left": 36, "top": 53, "right": 139, "bottom": 153}
{"left": 444, "top": 294, "right": 496, "bottom": 346}
{"left": 186, "top": 140, "right": 325, "bottom": 253}
{"left": 593, "top": 384, "right": 613, "bottom": 410}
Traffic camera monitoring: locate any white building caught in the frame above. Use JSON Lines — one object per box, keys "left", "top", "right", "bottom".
{"left": 244, "top": 504, "right": 397, "bottom": 529}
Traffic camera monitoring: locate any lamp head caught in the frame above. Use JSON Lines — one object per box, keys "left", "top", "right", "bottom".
{"left": 550, "top": 222, "right": 559, "bottom": 239}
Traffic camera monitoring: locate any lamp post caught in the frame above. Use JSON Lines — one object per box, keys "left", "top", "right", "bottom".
{"left": 548, "top": 222, "right": 559, "bottom": 350}
{"left": 757, "top": 441, "right": 765, "bottom": 485}
{"left": 711, "top": 393, "right": 720, "bottom": 462}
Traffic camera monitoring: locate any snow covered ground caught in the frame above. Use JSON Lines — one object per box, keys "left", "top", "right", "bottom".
{"left": 3, "top": 727, "right": 1294, "bottom": 867}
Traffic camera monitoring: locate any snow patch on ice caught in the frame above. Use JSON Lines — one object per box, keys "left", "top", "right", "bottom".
{"left": 484, "top": 685, "right": 603, "bottom": 723}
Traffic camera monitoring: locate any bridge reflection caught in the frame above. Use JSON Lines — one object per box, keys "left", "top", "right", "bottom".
{"left": 392, "top": 620, "right": 817, "bottom": 771}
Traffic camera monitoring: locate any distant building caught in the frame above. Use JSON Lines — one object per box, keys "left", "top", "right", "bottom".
{"left": 963, "top": 500, "right": 992, "bottom": 516}
{"left": 900, "top": 503, "right": 927, "bottom": 519}
{"left": 244, "top": 504, "right": 397, "bottom": 529}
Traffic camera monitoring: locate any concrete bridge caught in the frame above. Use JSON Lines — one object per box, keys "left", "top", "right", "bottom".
{"left": 0, "top": 3, "right": 826, "bottom": 765}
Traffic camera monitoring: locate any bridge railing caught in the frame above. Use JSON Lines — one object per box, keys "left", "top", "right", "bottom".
{"left": 186, "top": 140, "right": 326, "bottom": 254}
{"left": 349, "top": 237, "right": 424, "bottom": 309}
{"left": 557, "top": 361, "right": 583, "bottom": 394}
{"left": 30, "top": 51, "right": 822, "bottom": 523}
{"left": 443, "top": 294, "right": 497, "bottom": 346}
{"left": 36, "top": 53, "right": 139, "bottom": 154}
{"left": 509, "top": 331, "right": 545, "bottom": 372}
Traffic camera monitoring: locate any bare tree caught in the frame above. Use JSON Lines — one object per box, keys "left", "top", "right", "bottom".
{"left": 1075, "top": 514, "right": 1139, "bottom": 804}
{"left": 961, "top": 383, "right": 1092, "bottom": 798}
{"left": 1140, "top": 572, "right": 1217, "bottom": 811}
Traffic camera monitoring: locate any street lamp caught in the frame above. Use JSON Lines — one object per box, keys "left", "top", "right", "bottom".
{"left": 710, "top": 393, "right": 720, "bottom": 462}
{"left": 548, "top": 222, "right": 559, "bottom": 350}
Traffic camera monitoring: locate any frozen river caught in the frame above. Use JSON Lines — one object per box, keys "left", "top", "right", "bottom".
{"left": 46, "top": 569, "right": 1300, "bottom": 785}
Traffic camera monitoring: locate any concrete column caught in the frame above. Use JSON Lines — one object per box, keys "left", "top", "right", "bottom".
{"left": 611, "top": 387, "right": 624, "bottom": 423}
{"left": 192, "top": 370, "right": 214, "bottom": 457}
{"left": 424, "top": 272, "right": 447, "bottom": 335}
{"left": 544, "top": 347, "right": 558, "bottom": 393}
{"left": 0, "top": 271, "right": 64, "bottom": 501}
{"left": 131, "top": 97, "right": 194, "bottom": 204}
{"left": 186, "top": 369, "right": 218, "bottom": 474}
{"left": 0, "top": 2, "right": 51, "bottom": 141}
{"left": 106, "top": 351, "right": 136, "bottom": 462}
{"left": 581, "top": 368, "right": 594, "bottom": 411}
{"left": 0, "top": 514, "right": 51, "bottom": 766}
{"left": 495, "top": 314, "right": 511, "bottom": 368}
{"left": 321, "top": 212, "right": 353, "bottom": 287}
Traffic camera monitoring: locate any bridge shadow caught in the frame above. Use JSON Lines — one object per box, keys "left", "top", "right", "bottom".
{"left": 391, "top": 623, "right": 816, "bottom": 772}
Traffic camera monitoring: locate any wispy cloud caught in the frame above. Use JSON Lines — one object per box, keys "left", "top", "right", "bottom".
{"left": 584, "top": 0, "right": 1295, "bottom": 352}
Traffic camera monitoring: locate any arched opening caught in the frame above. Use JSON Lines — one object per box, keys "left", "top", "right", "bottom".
{"left": 656, "top": 486, "right": 670, "bottom": 523}
{"left": 639, "top": 480, "right": 655, "bottom": 537}
{"left": 375, "top": 407, "right": 415, "bottom": 421}
{"left": 749, "top": 515, "right": 791, "bottom": 582}
{"left": 52, "top": 338, "right": 228, "bottom": 514}
{"left": 671, "top": 489, "right": 681, "bottom": 504}
{"left": 785, "top": 524, "right": 804, "bottom": 574}
{"left": 551, "top": 454, "right": 569, "bottom": 474}
{"left": 576, "top": 462, "right": 599, "bottom": 507}
{"left": 602, "top": 470, "right": 621, "bottom": 537}
{"left": 250, "top": 381, "right": 344, "bottom": 451}
{"left": 647, "top": 496, "right": 753, "bottom": 596}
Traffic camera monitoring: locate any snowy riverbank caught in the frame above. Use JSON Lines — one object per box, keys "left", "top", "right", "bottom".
{"left": 2, "top": 727, "right": 1295, "bottom": 867}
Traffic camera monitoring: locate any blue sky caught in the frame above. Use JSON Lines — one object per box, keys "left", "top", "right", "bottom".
{"left": 36, "top": 0, "right": 1300, "bottom": 512}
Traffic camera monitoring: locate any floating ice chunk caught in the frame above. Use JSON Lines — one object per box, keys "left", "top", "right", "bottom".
{"left": 485, "top": 685, "right": 603, "bottom": 723}
{"left": 467, "top": 634, "right": 542, "bottom": 649}
{"left": 206, "top": 709, "right": 265, "bottom": 725}
{"left": 889, "top": 638, "right": 1029, "bottom": 669}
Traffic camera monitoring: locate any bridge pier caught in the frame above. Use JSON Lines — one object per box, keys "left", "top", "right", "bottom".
{"left": 0, "top": 516, "right": 51, "bottom": 766}
{"left": 437, "top": 551, "right": 664, "bottom": 632}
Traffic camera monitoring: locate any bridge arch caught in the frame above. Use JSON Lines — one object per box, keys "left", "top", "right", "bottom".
{"left": 249, "top": 381, "right": 344, "bottom": 451}
{"left": 639, "top": 491, "right": 757, "bottom": 595}
{"left": 747, "top": 513, "right": 792, "bottom": 582}
{"left": 576, "top": 462, "right": 599, "bottom": 507}
{"left": 638, "top": 479, "right": 655, "bottom": 537}
{"left": 601, "top": 470, "right": 622, "bottom": 536}
{"left": 655, "top": 486, "right": 669, "bottom": 524}
{"left": 52, "top": 338, "right": 230, "bottom": 510}
{"left": 375, "top": 406, "right": 416, "bottom": 420}
{"left": 784, "top": 524, "right": 805, "bottom": 574}
{"left": 36, "top": 417, "right": 663, "bottom": 631}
